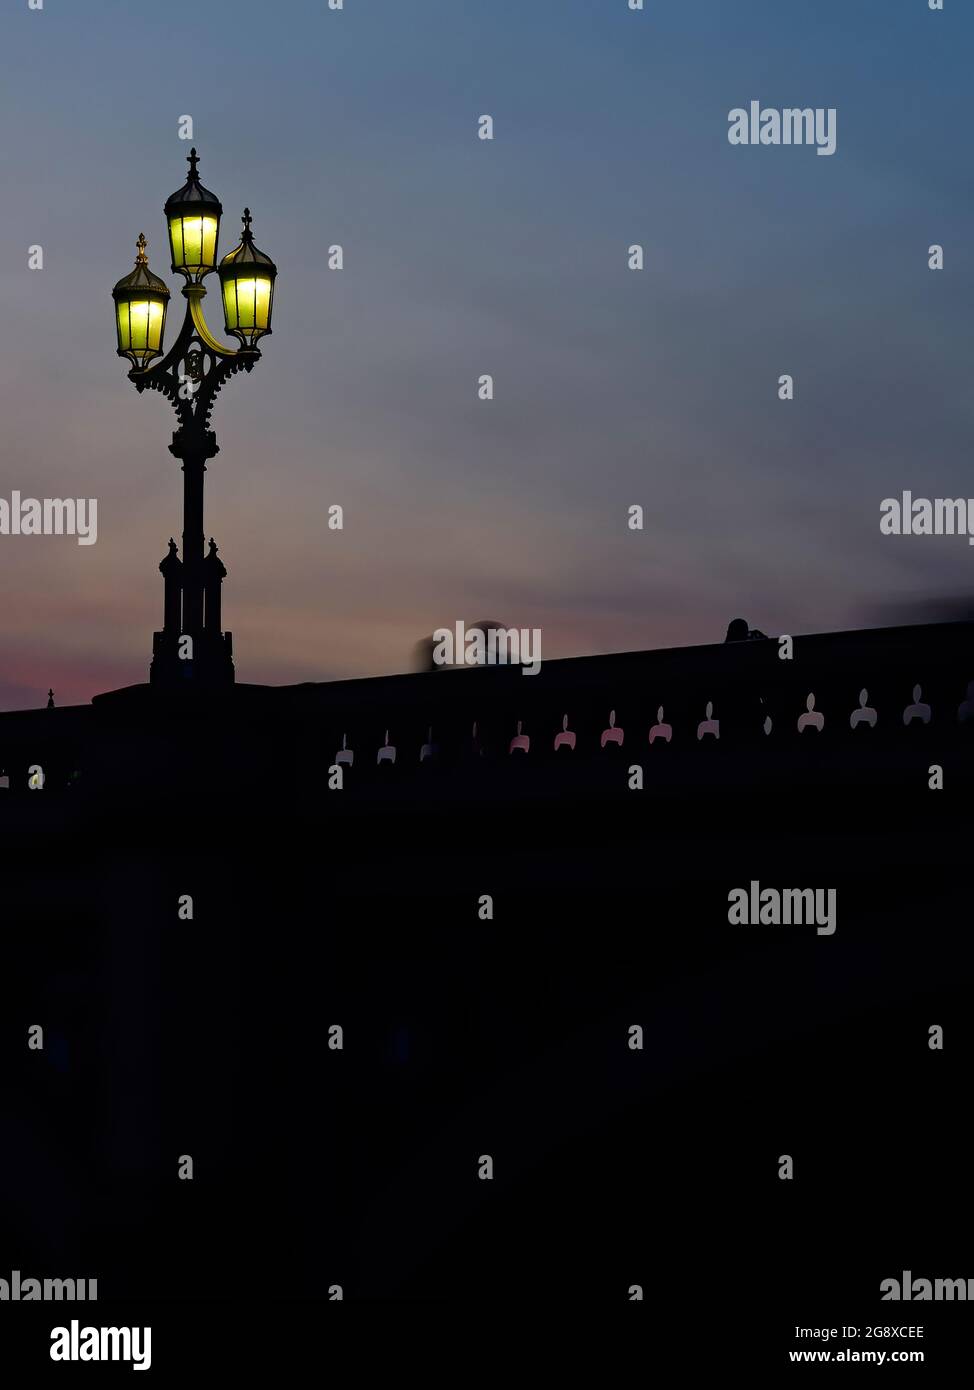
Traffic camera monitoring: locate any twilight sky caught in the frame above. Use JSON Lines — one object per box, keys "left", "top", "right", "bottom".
{"left": 1, "top": 0, "right": 972, "bottom": 709}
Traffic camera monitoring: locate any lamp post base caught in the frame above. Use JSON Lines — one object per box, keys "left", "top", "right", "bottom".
{"left": 150, "top": 629, "right": 235, "bottom": 689}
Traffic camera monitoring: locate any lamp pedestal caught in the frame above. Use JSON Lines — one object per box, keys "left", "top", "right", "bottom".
{"left": 150, "top": 626, "right": 234, "bottom": 689}
{"left": 149, "top": 431, "right": 235, "bottom": 690}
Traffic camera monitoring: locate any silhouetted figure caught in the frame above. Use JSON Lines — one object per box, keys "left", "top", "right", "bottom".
{"left": 47, "top": 689, "right": 55, "bottom": 709}
{"left": 415, "top": 619, "right": 511, "bottom": 672}
{"left": 725, "top": 617, "right": 768, "bottom": 642}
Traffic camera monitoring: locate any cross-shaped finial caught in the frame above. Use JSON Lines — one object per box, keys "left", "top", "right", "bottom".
{"left": 242, "top": 207, "right": 253, "bottom": 232}
{"left": 187, "top": 147, "right": 200, "bottom": 177}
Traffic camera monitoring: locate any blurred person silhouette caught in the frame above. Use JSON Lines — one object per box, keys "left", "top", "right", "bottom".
{"left": 725, "top": 617, "right": 768, "bottom": 642}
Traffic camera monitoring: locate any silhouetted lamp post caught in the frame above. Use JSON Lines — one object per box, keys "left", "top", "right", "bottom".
{"left": 112, "top": 148, "right": 277, "bottom": 688}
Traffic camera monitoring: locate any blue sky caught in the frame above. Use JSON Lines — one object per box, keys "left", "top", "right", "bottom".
{"left": 1, "top": 0, "right": 972, "bottom": 707}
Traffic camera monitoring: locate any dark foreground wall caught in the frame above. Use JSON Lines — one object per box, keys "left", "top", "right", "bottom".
{"left": 1, "top": 622, "right": 972, "bottom": 1366}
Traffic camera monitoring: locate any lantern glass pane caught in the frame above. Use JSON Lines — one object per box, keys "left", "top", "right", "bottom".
{"left": 168, "top": 216, "right": 184, "bottom": 269}
{"left": 115, "top": 300, "right": 129, "bottom": 352}
{"left": 148, "top": 299, "right": 165, "bottom": 352}
{"left": 237, "top": 276, "right": 272, "bottom": 330}
{"left": 117, "top": 299, "right": 165, "bottom": 357}
{"left": 201, "top": 216, "right": 219, "bottom": 269}
{"left": 221, "top": 277, "right": 237, "bottom": 332}
{"left": 169, "top": 214, "right": 219, "bottom": 273}
{"left": 130, "top": 301, "right": 151, "bottom": 350}
{"left": 223, "top": 275, "right": 272, "bottom": 335}
{"left": 256, "top": 277, "right": 272, "bottom": 330}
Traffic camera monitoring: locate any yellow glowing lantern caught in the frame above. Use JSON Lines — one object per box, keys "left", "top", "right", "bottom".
{"left": 112, "top": 234, "right": 170, "bottom": 368}
{"left": 218, "top": 209, "right": 277, "bottom": 348}
{"left": 164, "top": 147, "right": 222, "bottom": 281}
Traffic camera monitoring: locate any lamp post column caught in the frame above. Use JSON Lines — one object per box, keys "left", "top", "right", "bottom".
{"left": 181, "top": 452, "right": 205, "bottom": 634}
{"left": 169, "top": 424, "right": 218, "bottom": 645}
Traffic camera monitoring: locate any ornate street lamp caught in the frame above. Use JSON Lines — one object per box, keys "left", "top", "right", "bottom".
{"left": 111, "top": 147, "right": 277, "bottom": 690}
{"left": 219, "top": 209, "right": 277, "bottom": 348}
{"left": 112, "top": 234, "right": 170, "bottom": 368}
{"left": 164, "top": 148, "right": 222, "bottom": 282}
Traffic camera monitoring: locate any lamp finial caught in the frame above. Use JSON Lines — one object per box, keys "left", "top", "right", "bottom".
{"left": 135, "top": 232, "right": 148, "bottom": 264}
{"left": 187, "top": 147, "right": 200, "bottom": 179}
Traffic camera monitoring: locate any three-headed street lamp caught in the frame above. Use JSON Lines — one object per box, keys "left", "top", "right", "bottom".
{"left": 112, "top": 149, "right": 277, "bottom": 688}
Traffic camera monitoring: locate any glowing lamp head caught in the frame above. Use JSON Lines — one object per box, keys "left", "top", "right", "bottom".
{"left": 164, "top": 147, "right": 222, "bottom": 281}
{"left": 112, "top": 234, "right": 170, "bottom": 368}
{"left": 218, "top": 209, "right": 277, "bottom": 348}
